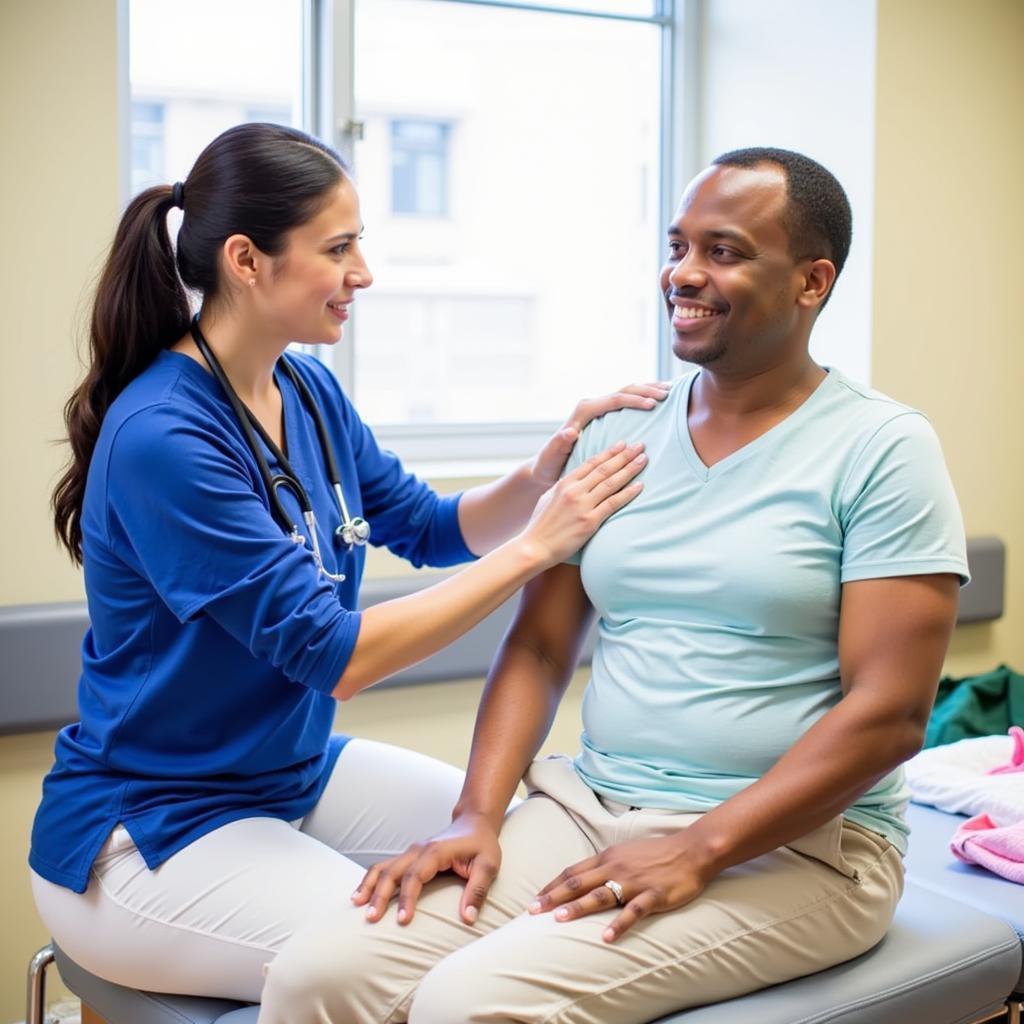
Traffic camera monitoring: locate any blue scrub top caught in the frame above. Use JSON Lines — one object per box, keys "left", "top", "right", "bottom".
{"left": 30, "top": 350, "right": 474, "bottom": 893}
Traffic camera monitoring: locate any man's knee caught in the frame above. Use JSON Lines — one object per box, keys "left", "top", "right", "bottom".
{"left": 409, "top": 954, "right": 526, "bottom": 1024}
{"left": 260, "top": 921, "right": 378, "bottom": 1024}
{"left": 260, "top": 938, "right": 343, "bottom": 1022}
{"left": 261, "top": 913, "right": 436, "bottom": 1024}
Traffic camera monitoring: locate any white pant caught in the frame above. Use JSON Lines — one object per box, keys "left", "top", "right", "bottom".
{"left": 30, "top": 737, "right": 466, "bottom": 1004}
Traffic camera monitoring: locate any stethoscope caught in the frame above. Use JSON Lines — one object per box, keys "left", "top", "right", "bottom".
{"left": 190, "top": 315, "right": 371, "bottom": 583}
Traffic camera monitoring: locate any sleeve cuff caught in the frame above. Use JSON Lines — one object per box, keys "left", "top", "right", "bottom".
{"left": 437, "top": 493, "right": 479, "bottom": 564}
{"left": 304, "top": 609, "right": 364, "bottom": 694}
{"left": 841, "top": 557, "right": 970, "bottom": 587}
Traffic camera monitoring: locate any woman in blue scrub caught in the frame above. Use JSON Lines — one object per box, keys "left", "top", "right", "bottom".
{"left": 28, "top": 122, "right": 656, "bottom": 1004}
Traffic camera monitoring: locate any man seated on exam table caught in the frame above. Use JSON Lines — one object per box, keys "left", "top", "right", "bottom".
{"left": 257, "top": 147, "right": 970, "bottom": 1024}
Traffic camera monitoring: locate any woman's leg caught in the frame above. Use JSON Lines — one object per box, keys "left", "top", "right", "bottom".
{"left": 297, "top": 737, "right": 467, "bottom": 867}
{"left": 31, "top": 738, "right": 466, "bottom": 1005}
{"left": 31, "top": 817, "right": 365, "bottom": 1002}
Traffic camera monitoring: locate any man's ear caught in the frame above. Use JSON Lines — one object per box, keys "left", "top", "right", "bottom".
{"left": 798, "top": 258, "right": 837, "bottom": 311}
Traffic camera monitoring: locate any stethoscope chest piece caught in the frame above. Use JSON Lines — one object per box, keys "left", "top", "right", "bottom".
{"left": 331, "top": 484, "right": 370, "bottom": 548}
{"left": 336, "top": 516, "right": 371, "bottom": 547}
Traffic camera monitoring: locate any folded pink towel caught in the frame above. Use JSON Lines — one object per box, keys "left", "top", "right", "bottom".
{"left": 951, "top": 812, "right": 1024, "bottom": 884}
{"left": 988, "top": 726, "right": 1024, "bottom": 775}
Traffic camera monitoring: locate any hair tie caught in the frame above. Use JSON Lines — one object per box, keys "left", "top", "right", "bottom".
{"left": 171, "top": 181, "right": 185, "bottom": 209}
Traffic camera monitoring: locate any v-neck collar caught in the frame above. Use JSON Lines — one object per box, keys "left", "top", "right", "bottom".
{"left": 675, "top": 368, "right": 836, "bottom": 483}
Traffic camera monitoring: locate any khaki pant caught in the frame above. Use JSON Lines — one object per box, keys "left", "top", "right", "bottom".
{"left": 260, "top": 755, "right": 905, "bottom": 1024}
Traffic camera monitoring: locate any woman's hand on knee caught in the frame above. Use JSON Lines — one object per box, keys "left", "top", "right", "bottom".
{"left": 352, "top": 812, "right": 502, "bottom": 927}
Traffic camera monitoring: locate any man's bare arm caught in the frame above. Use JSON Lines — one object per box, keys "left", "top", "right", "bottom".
{"left": 454, "top": 562, "right": 594, "bottom": 828}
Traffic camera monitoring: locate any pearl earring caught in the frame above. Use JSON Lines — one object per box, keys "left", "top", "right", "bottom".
{"left": 248, "top": 279, "right": 256, "bottom": 288}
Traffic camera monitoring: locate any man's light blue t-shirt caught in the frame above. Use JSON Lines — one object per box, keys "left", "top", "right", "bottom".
{"left": 564, "top": 368, "right": 968, "bottom": 853}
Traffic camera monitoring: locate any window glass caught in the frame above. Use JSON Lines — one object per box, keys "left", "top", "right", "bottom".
{"left": 352, "top": 0, "right": 662, "bottom": 426}
{"left": 391, "top": 119, "right": 451, "bottom": 217}
{"left": 130, "top": 101, "right": 165, "bottom": 198}
{"left": 128, "top": 0, "right": 304, "bottom": 193}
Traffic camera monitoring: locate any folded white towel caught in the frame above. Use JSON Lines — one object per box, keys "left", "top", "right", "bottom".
{"left": 905, "top": 734, "right": 1024, "bottom": 825}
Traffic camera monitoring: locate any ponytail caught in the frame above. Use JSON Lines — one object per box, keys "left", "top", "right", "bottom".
{"left": 53, "top": 185, "right": 191, "bottom": 564}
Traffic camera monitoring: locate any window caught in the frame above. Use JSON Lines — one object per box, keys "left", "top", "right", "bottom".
{"left": 125, "top": 0, "right": 671, "bottom": 468}
{"left": 346, "top": 0, "right": 665, "bottom": 442}
{"left": 391, "top": 119, "right": 451, "bottom": 218}
{"left": 127, "top": 0, "right": 305, "bottom": 193}
{"left": 356, "top": 294, "right": 535, "bottom": 424}
{"left": 124, "top": 0, "right": 876, "bottom": 470}
{"left": 130, "top": 101, "right": 165, "bottom": 198}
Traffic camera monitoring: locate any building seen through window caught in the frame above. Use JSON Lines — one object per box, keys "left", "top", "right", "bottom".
{"left": 391, "top": 119, "right": 451, "bottom": 218}
{"left": 128, "top": 0, "right": 303, "bottom": 193}
{"left": 351, "top": 0, "right": 661, "bottom": 427}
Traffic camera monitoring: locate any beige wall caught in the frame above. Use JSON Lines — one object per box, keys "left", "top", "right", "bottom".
{"left": 0, "top": 0, "right": 119, "bottom": 609}
{"left": 872, "top": 0, "right": 1024, "bottom": 677}
{"left": 2, "top": 0, "right": 1024, "bottom": 1019}
{"left": 1, "top": 0, "right": 118, "bottom": 1013}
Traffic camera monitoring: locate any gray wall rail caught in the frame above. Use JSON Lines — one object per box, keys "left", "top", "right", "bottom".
{"left": 0, "top": 537, "right": 1006, "bottom": 736}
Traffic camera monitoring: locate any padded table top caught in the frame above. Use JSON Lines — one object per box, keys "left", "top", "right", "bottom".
{"left": 905, "top": 800, "right": 1024, "bottom": 992}
{"left": 55, "top": 881, "right": 1021, "bottom": 1024}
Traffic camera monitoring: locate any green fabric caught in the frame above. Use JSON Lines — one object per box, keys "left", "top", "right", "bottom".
{"left": 925, "top": 664, "right": 1024, "bottom": 747}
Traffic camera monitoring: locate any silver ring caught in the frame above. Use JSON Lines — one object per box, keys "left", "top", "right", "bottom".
{"left": 603, "top": 879, "right": 625, "bottom": 906}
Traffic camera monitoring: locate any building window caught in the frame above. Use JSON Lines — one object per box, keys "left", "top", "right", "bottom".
{"left": 123, "top": 0, "right": 875, "bottom": 470}
{"left": 391, "top": 119, "right": 451, "bottom": 218}
{"left": 130, "top": 101, "right": 165, "bottom": 198}
{"left": 349, "top": 0, "right": 664, "bottom": 437}
{"left": 127, "top": 0, "right": 304, "bottom": 195}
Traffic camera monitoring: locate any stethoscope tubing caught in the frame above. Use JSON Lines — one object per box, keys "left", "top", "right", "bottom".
{"left": 189, "top": 315, "right": 369, "bottom": 581}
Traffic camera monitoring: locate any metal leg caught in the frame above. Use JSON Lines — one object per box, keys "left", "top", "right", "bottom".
{"left": 26, "top": 944, "right": 55, "bottom": 1024}
{"left": 1008, "top": 997, "right": 1022, "bottom": 1024}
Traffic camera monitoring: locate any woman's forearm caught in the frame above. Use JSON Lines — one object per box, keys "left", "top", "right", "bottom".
{"left": 332, "top": 537, "right": 543, "bottom": 700}
{"left": 333, "top": 442, "right": 643, "bottom": 701}
{"left": 456, "top": 463, "right": 548, "bottom": 556}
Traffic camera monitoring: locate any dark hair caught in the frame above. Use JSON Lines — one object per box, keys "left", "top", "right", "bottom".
{"left": 53, "top": 123, "right": 348, "bottom": 563}
{"left": 712, "top": 147, "right": 852, "bottom": 306}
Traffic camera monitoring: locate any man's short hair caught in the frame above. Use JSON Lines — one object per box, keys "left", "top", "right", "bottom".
{"left": 712, "top": 147, "right": 852, "bottom": 304}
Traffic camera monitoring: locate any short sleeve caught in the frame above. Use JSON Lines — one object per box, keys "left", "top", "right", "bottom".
{"left": 105, "top": 405, "right": 361, "bottom": 693}
{"left": 839, "top": 412, "right": 969, "bottom": 585}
